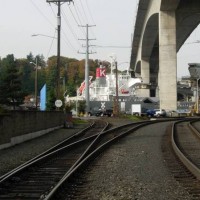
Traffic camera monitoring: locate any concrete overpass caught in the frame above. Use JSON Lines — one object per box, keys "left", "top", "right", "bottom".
{"left": 130, "top": 0, "right": 200, "bottom": 110}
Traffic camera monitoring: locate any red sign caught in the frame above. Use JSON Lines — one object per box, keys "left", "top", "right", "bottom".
{"left": 96, "top": 68, "right": 106, "bottom": 78}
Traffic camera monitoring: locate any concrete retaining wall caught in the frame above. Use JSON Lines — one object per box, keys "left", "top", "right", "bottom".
{"left": 0, "top": 111, "right": 65, "bottom": 149}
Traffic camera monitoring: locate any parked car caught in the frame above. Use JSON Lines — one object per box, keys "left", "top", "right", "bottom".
{"left": 103, "top": 109, "right": 113, "bottom": 117}
{"left": 145, "top": 109, "right": 156, "bottom": 117}
{"left": 88, "top": 107, "right": 102, "bottom": 116}
{"left": 154, "top": 109, "right": 166, "bottom": 117}
{"left": 88, "top": 108, "right": 113, "bottom": 117}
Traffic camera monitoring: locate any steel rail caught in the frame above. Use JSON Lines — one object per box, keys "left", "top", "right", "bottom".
{"left": 0, "top": 121, "right": 111, "bottom": 199}
{"left": 188, "top": 119, "right": 200, "bottom": 139}
{"left": 44, "top": 119, "right": 172, "bottom": 200}
{"left": 0, "top": 120, "right": 104, "bottom": 183}
{"left": 171, "top": 119, "right": 200, "bottom": 181}
{"left": 0, "top": 120, "right": 139, "bottom": 184}
{"left": 0, "top": 118, "right": 179, "bottom": 199}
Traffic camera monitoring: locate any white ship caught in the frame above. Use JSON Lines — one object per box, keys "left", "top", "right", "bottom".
{"left": 77, "top": 61, "right": 142, "bottom": 101}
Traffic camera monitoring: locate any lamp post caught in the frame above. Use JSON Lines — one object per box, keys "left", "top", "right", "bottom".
{"left": 115, "top": 61, "right": 119, "bottom": 116}
{"left": 32, "top": 34, "right": 57, "bottom": 39}
{"left": 30, "top": 58, "right": 38, "bottom": 110}
{"left": 197, "top": 78, "right": 199, "bottom": 113}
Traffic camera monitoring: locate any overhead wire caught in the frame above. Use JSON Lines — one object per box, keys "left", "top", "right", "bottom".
{"left": 67, "top": 4, "right": 87, "bottom": 38}
{"left": 30, "top": 0, "right": 99, "bottom": 60}
{"left": 68, "top": 4, "right": 84, "bottom": 27}
{"left": 62, "top": 9, "right": 82, "bottom": 47}
{"left": 48, "top": 2, "right": 79, "bottom": 56}
{"left": 29, "top": 0, "right": 55, "bottom": 29}
{"left": 82, "top": 0, "right": 97, "bottom": 56}
{"left": 72, "top": 0, "right": 97, "bottom": 58}
{"left": 96, "top": 45, "right": 131, "bottom": 48}
{"left": 30, "top": 1, "right": 78, "bottom": 58}
{"left": 85, "top": 0, "right": 96, "bottom": 25}
{"left": 49, "top": 3, "right": 57, "bottom": 18}
{"left": 79, "top": 0, "right": 90, "bottom": 24}
{"left": 46, "top": 29, "right": 57, "bottom": 59}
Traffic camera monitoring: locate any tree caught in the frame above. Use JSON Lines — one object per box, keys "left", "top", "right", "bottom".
{"left": 26, "top": 52, "right": 34, "bottom": 63}
{"left": 46, "top": 88, "right": 56, "bottom": 111}
{"left": 0, "top": 54, "right": 25, "bottom": 109}
{"left": 78, "top": 100, "right": 86, "bottom": 115}
{"left": 46, "top": 56, "right": 57, "bottom": 110}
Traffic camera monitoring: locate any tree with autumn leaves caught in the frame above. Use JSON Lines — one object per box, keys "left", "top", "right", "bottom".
{"left": 0, "top": 53, "right": 111, "bottom": 111}
{"left": 45, "top": 56, "right": 99, "bottom": 110}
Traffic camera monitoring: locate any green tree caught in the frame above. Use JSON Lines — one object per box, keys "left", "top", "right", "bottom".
{"left": 46, "top": 88, "right": 56, "bottom": 110}
{"left": 17, "top": 58, "right": 34, "bottom": 94}
{"left": 78, "top": 100, "right": 86, "bottom": 115}
{"left": 0, "top": 54, "right": 25, "bottom": 109}
{"left": 46, "top": 56, "right": 57, "bottom": 110}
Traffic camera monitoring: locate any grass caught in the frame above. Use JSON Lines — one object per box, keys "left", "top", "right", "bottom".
{"left": 121, "top": 114, "right": 148, "bottom": 121}
{"left": 72, "top": 117, "right": 88, "bottom": 125}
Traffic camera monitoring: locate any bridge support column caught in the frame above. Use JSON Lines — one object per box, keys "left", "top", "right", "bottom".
{"left": 140, "top": 59, "right": 150, "bottom": 97}
{"left": 159, "top": 10, "right": 177, "bottom": 110}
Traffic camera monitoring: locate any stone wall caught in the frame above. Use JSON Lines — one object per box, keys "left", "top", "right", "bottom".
{"left": 0, "top": 111, "right": 65, "bottom": 149}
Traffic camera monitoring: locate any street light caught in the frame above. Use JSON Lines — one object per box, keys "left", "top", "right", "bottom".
{"left": 31, "top": 34, "right": 57, "bottom": 39}
{"left": 30, "top": 58, "right": 38, "bottom": 110}
{"left": 115, "top": 61, "right": 119, "bottom": 116}
{"left": 109, "top": 54, "right": 119, "bottom": 116}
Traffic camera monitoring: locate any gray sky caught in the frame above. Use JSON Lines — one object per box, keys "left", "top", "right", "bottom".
{"left": 0, "top": 0, "right": 199, "bottom": 78}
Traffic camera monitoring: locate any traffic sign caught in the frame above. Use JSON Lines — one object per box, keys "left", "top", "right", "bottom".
{"left": 55, "top": 99, "right": 63, "bottom": 108}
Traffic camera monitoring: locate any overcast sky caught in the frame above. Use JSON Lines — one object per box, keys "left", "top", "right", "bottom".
{"left": 0, "top": 0, "right": 199, "bottom": 78}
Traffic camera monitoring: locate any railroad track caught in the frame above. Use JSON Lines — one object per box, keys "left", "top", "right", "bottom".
{"left": 162, "top": 118, "right": 200, "bottom": 199}
{"left": 38, "top": 119, "right": 170, "bottom": 200}
{"left": 0, "top": 120, "right": 108, "bottom": 199}
{"left": 0, "top": 118, "right": 162, "bottom": 200}
{"left": 0, "top": 120, "right": 108, "bottom": 182}
{"left": 0, "top": 119, "right": 150, "bottom": 200}
{"left": 172, "top": 119, "right": 200, "bottom": 180}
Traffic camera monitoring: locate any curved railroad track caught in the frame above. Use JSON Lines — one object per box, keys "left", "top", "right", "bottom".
{"left": 0, "top": 118, "right": 163, "bottom": 200}
{"left": 38, "top": 119, "right": 169, "bottom": 200}
{"left": 161, "top": 118, "right": 200, "bottom": 199}
{"left": 172, "top": 119, "right": 200, "bottom": 180}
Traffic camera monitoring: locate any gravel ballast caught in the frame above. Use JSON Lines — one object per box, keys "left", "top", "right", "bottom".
{"left": 0, "top": 124, "right": 88, "bottom": 176}
{"left": 72, "top": 121, "right": 194, "bottom": 200}
{"left": 0, "top": 118, "right": 195, "bottom": 199}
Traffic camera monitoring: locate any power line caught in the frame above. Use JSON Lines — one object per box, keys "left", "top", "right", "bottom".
{"left": 79, "top": 0, "right": 90, "bottom": 24}
{"left": 30, "top": 0, "right": 55, "bottom": 29}
{"left": 96, "top": 45, "right": 131, "bottom": 48}
{"left": 49, "top": 3, "right": 56, "bottom": 18}
{"left": 67, "top": 4, "right": 87, "bottom": 38}
{"left": 68, "top": 3, "right": 82, "bottom": 26}
{"left": 46, "top": 29, "right": 57, "bottom": 59}
{"left": 85, "top": 0, "right": 96, "bottom": 25}
{"left": 83, "top": 0, "right": 96, "bottom": 39}
{"left": 62, "top": 9, "right": 82, "bottom": 47}
{"left": 73, "top": 2, "right": 86, "bottom": 25}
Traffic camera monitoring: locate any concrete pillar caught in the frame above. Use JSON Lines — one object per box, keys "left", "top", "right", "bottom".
{"left": 140, "top": 59, "right": 150, "bottom": 97}
{"left": 159, "top": 10, "right": 177, "bottom": 110}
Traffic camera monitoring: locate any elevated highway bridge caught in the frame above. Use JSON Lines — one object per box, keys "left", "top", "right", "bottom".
{"left": 130, "top": 0, "right": 200, "bottom": 110}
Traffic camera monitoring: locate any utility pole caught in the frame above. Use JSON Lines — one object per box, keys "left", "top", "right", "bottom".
{"left": 46, "top": 0, "right": 72, "bottom": 100}
{"left": 56, "top": 1, "right": 61, "bottom": 99}
{"left": 79, "top": 24, "right": 96, "bottom": 115}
